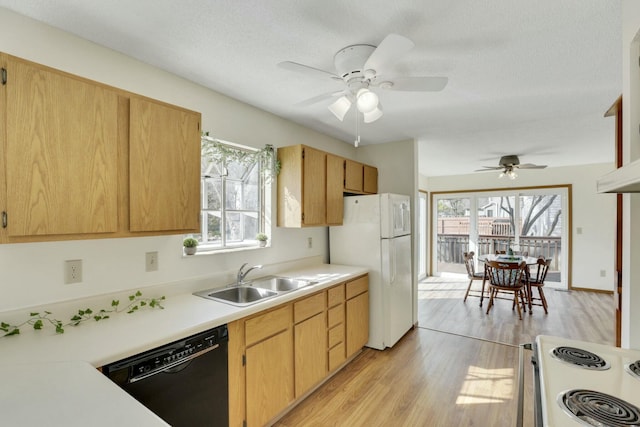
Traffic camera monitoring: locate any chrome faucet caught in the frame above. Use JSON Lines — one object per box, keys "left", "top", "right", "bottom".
{"left": 237, "top": 263, "right": 263, "bottom": 285}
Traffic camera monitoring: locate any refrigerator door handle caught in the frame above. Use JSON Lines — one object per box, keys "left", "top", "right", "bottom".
{"left": 390, "top": 239, "right": 396, "bottom": 285}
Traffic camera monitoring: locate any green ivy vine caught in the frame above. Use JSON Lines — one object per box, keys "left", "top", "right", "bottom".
{"left": 201, "top": 132, "right": 280, "bottom": 177}
{"left": 0, "top": 291, "right": 165, "bottom": 337}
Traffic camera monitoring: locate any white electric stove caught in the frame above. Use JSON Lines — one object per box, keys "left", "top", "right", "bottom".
{"left": 528, "top": 335, "right": 640, "bottom": 427}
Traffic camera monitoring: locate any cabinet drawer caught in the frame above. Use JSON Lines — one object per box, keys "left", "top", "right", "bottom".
{"left": 327, "top": 284, "right": 345, "bottom": 308}
{"left": 346, "top": 275, "right": 368, "bottom": 300}
{"left": 294, "top": 292, "right": 325, "bottom": 323}
{"left": 328, "top": 342, "right": 346, "bottom": 372}
{"left": 328, "top": 324, "right": 344, "bottom": 348}
{"left": 245, "top": 305, "right": 292, "bottom": 346}
{"left": 327, "top": 304, "right": 344, "bottom": 328}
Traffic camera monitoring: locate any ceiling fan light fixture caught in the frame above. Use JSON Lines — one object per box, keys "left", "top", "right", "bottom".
{"left": 363, "top": 104, "right": 383, "bottom": 123}
{"left": 499, "top": 168, "right": 517, "bottom": 180}
{"left": 328, "top": 96, "right": 352, "bottom": 121}
{"left": 356, "top": 88, "right": 379, "bottom": 114}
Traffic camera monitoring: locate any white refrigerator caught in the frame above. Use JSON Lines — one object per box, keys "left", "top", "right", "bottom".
{"left": 330, "top": 193, "right": 413, "bottom": 350}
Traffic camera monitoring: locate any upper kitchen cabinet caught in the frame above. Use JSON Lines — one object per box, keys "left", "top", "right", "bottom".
{"left": 344, "top": 159, "right": 378, "bottom": 194}
{"left": 326, "top": 154, "right": 344, "bottom": 225}
{"left": 129, "top": 97, "right": 201, "bottom": 232}
{"left": 277, "top": 144, "right": 378, "bottom": 227}
{"left": 2, "top": 55, "right": 119, "bottom": 238}
{"left": 0, "top": 52, "right": 202, "bottom": 243}
{"left": 277, "top": 144, "right": 329, "bottom": 227}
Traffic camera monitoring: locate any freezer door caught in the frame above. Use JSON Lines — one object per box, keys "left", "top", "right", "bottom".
{"left": 381, "top": 234, "right": 413, "bottom": 347}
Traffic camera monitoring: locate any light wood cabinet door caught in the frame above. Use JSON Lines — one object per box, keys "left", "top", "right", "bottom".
{"left": 346, "top": 291, "right": 369, "bottom": 358}
{"left": 344, "top": 160, "right": 377, "bottom": 194}
{"left": 326, "top": 154, "right": 344, "bottom": 225}
{"left": 363, "top": 165, "right": 378, "bottom": 194}
{"left": 5, "top": 55, "right": 119, "bottom": 236}
{"left": 344, "top": 159, "right": 364, "bottom": 192}
{"left": 246, "top": 328, "right": 294, "bottom": 427}
{"left": 129, "top": 97, "right": 201, "bottom": 232}
{"left": 277, "top": 145, "right": 328, "bottom": 227}
{"left": 302, "top": 146, "right": 326, "bottom": 226}
{"left": 295, "top": 312, "right": 327, "bottom": 397}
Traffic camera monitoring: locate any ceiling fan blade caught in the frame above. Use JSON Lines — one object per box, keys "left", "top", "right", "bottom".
{"left": 295, "top": 91, "right": 345, "bottom": 107}
{"left": 277, "top": 61, "right": 341, "bottom": 81}
{"left": 363, "top": 33, "right": 414, "bottom": 73}
{"left": 378, "top": 76, "right": 448, "bottom": 92}
{"left": 474, "top": 167, "right": 503, "bottom": 172}
{"left": 517, "top": 164, "right": 548, "bottom": 169}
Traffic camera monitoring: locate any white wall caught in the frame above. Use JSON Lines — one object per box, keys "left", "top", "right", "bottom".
{"left": 422, "top": 163, "right": 617, "bottom": 292}
{"left": 621, "top": 0, "right": 640, "bottom": 349}
{"left": 0, "top": 8, "right": 357, "bottom": 312}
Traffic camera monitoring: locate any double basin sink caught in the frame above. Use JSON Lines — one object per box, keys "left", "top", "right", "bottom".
{"left": 194, "top": 276, "right": 318, "bottom": 307}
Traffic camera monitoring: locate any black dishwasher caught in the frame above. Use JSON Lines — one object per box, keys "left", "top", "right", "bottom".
{"left": 103, "top": 324, "right": 228, "bottom": 427}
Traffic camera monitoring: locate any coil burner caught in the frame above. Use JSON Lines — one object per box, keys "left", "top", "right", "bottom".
{"left": 550, "top": 346, "right": 610, "bottom": 370}
{"left": 625, "top": 360, "right": 640, "bottom": 381}
{"left": 558, "top": 389, "right": 640, "bottom": 427}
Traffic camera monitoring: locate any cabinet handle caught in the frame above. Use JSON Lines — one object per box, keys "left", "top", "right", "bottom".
{"left": 2, "top": 211, "right": 6, "bottom": 228}
{"left": 1, "top": 68, "right": 6, "bottom": 85}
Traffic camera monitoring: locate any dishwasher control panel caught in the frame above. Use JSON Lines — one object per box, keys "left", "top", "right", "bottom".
{"left": 103, "top": 324, "right": 229, "bottom": 385}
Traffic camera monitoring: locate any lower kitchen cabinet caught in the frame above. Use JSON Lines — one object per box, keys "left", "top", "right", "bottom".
{"left": 346, "top": 276, "right": 370, "bottom": 358}
{"left": 228, "top": 274, "right": 368, "bottom": 427}
{"left": 244, "top": 305, "right": 294, "bottom": 427}
{"left": 294, "top": 293, "right": 327, "bottom": 398}
{"left": 246, "top": 329, "right": 294, "bottom": 427}
{"left": 294, "top": 312, "right": 327, "bottom": 397}
{"left": 327, "top": 284, "right": 346, "bottom": 371}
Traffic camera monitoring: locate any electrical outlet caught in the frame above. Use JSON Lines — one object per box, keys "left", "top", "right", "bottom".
{"left": 307, "top": 237, "right": 312, "bottom": 249}
{"left": 146, "top": 252, "right": 159, "bottom": 272}
{"left": 65, "top": 259, "right": 83, "bottom": 284}
{"left": 600, "top": 270, "right": 606, "bottom": 277}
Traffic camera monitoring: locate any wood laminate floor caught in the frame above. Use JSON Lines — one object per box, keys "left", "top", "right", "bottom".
{"left": 275, "top": 276, "right": 614, "bottom": 427}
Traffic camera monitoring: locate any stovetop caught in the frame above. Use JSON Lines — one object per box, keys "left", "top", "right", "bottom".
{"left": 535, "top": 335, "right": 640, "bottom": 427}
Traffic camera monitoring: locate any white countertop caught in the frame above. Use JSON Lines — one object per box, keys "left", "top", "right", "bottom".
{"left": 0, "top": 361, "right": 170, "bottom": 427}
{"left": 0, "top": 264, "right": 366, "bottom": 426}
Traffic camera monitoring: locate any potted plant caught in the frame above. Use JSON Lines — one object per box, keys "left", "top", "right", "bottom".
{"left": 256, "top": 233, "right": 268, "bottom": 247}
{"left": 183, "top": 237, "right": 199, "bottom": 255}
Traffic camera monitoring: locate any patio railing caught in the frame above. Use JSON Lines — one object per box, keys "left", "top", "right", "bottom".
{"left": 436, "top": 234, "right": 561, "bottom": 271}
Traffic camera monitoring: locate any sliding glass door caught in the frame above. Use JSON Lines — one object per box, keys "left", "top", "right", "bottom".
{"left": 432, "top": 187, "right": 568, "bottom": 288}
{"left": 435, "top": 197, "right": 470, "bottom": 274}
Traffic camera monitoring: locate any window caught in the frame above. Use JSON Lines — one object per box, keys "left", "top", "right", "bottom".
{"left": 188, "top": 136, "right": 272, "bottom": 252}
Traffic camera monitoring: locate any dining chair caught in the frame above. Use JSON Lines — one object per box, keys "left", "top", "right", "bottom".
{"left": 485, "top": 260, "right": 528, "bottom": 319}
{"left": 463, "top": 251, "right": 487, "bottom": 306}
{"left": 527, "top": 257, "right": 551, "bottom": 314}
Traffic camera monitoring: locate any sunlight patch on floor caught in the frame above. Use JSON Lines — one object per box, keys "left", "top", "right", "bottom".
{"left": 455, "top": 365, "right": 514, "bottom": 405}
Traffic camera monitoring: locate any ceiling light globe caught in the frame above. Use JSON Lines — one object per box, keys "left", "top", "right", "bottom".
{"left": 356, "top": 88, "right": 379, "bottom": 114}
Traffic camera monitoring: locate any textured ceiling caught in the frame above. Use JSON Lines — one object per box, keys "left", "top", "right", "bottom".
{"left": 0, "top": 0, "right": 622, "bottom": 177}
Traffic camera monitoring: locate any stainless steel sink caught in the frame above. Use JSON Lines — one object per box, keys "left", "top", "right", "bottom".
{"left": 195, "top": 286, "right": 278, "bottom": 307}
{"left": 194, "top": 275, "right": 318, "bottom": 306}
{"left": 250, "top": 276, "right": 317, "bottom": 292}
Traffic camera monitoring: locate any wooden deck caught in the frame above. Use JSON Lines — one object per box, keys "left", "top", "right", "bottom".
{"left": 274, "top": 276, "right": 614, "bottom": 427}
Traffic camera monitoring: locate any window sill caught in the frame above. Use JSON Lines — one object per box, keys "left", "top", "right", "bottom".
{"left": 182, "top": 243, "right": 269, "bottom": 257}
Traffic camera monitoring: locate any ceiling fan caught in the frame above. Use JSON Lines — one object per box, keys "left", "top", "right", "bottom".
{"left": 278, "top": 33, "right": 448, "bottom": 124}
{"left": 475, "top": 155, "right": 548, "bottom": 179}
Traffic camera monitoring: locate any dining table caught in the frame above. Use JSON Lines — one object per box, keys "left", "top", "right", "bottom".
{"left": 478, "top": 253, "right": 541, "bottom": 311}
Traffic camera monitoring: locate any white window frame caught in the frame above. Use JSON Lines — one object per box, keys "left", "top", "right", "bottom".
{"left": 187, "top": 137, "right": 271, "bottom": 254}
